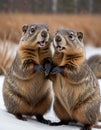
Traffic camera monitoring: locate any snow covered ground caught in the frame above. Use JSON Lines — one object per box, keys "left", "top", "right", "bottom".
{"left": 0, "top": 45, "right": 101, "bottom": 130}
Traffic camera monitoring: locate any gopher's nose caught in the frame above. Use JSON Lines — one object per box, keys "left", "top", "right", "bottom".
{"left": 41, "top": 31, "right": 47, "bottom": 38}
{"left": 55, "top": 35, "right": 62, "bottom": 42}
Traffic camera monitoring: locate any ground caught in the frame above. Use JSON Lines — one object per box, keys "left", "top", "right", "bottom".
{"left": 0, "top": 45, "right": 101, "bottom": 130}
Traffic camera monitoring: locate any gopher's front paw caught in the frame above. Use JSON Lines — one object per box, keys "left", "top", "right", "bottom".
{"left": 50, "top": 66, "right": 64, "bottom": 75}
{"left": 44, "top": 62, "right": 52, "bottom": 76}
{"left": 34, "top": 64, "right": 45, "bottom": 72}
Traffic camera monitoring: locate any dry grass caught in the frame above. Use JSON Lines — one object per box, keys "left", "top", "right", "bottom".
{"left": 0, "top": 13, "right": 101, "bottom": 46}
{"left": 0, "top": 39, "right": 16, "bottom": 75}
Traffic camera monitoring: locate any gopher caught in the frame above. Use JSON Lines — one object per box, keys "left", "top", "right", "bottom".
{"left": 3, "top": 24, "right": 52, "bottom": 124}
{"left": 87, "top": 55, "right": 101, "bottom": 79}
{"left": 50, "top": 29, "right": 101, "bottom": 130}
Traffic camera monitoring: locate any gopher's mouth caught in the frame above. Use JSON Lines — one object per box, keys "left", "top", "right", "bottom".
{"left": 38, "top": 40, "right": 46, "bottom": 47}
{"left": 57, "top": 45, "right": 65, "bottom": 52}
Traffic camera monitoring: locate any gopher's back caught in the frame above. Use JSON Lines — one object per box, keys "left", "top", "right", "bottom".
{"left": 87, "top": 54, "right": 101, "bottom": 79}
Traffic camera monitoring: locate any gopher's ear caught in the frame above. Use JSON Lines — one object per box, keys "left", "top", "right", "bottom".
{"left": 45, "top": 24, "right": 49, "bottom": 31}
{"left": 45, "top": 24, "right": 48, "bottom": 28}
{"left": 77, "top": 32, "right": 83, "bottom": 41}
{"left": 22, "top": 25, "right": 28, "bottom": 33}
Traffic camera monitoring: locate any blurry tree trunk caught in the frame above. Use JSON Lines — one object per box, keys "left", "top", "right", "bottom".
{"left": 89, "top": 0, "right": 93, "bottom": 13}
{"left": 74, "top": 0, "right": 78, "bottom": 13}
{"left": 52, "top": 0, "right": 58, "bottom": 13}
{"left": 34, "top": 0, "right": 39, "bottom": 13}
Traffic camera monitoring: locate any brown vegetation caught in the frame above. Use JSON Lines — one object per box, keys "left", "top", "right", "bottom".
{"left": 0, "top": 39, "right": 16, "bottom": 75}
{"left": 0, "top": 13, "right": 101, "bottom": 46}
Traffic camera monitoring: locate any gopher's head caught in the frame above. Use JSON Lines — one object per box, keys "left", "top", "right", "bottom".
{"left": 20, "top": 24, "right": 50, "bottom": 48}
{"left": 53, "top": 29, "right": 84, "bottom": 54}
{"left": 53, "top": 29, "right": 85, "bottom": 66}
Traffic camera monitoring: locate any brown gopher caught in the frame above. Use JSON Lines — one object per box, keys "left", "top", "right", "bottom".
{"left": 87, "top": 55, "right": 101, "bottom": 79}
{"left": 50, "top": 29, "right": 101, "bottom": 130}
{"left": 3, "top": 24, "right": 52, "bottom": 124}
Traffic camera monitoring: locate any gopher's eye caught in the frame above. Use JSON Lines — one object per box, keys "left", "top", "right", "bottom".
{"left": 30, "top": 28, "right": 35, "bottom": 33}
{"left": 68, "top": 33, "right": 74, "bottom": 40}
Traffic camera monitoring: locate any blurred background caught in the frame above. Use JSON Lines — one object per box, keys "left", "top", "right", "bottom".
{"left": 0, "top": 0, "right": 101, "bottom": 75}
{"left": 1, "top": 0, "right": 101, "bottom": 14}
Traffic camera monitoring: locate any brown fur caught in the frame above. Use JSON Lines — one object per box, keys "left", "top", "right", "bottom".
{"left": 3, "top": 24, "right": 52, "bottom": 123}
{"left": 87, "top": 55, "right": 101, "bottom": 79}
{"left": 50, "top": 29, "right": 101, "bottom": 129}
